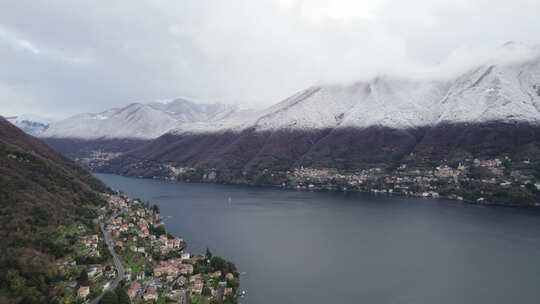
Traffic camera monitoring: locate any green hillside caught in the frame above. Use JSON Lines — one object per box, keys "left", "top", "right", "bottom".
{"left": 0, "top": 117, "right": 109, "bottom": 303}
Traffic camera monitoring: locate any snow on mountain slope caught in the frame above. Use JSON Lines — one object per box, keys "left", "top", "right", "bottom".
{"left": 171, "top": 108, "right": 260, "bottom": 134}
{"left": 43, "top": 43, "right": 540, "bottom": 139}
{"left": 169, "top": 79, "right": 451, "bottom": 133}
{"left": 5, "top": 114, "right": 53, "bottom": 136}
{"left": 42, "top": 99, "right": 242, "bottom": 139}
{"left": 150, "top": 98, "right": 239, "bottom": 122}
{"left": 236, "top": 44, "right": 540, "bottom": 132}
{"left": 338, "top": 78, "right": 451, "bottom": 129}
{"left": 250, "top": 84, "right": 363, "bottom": 131}
{"left": 437, "top": 55, "right": 540, "bottom": 124}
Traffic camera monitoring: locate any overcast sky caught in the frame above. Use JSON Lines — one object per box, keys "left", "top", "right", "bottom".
{"left": 1, "top": 0, "right": 539, "bottom": 119}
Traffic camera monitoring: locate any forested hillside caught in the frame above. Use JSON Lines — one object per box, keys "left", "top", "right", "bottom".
{"left": 0, "top": 117, "right": 109, "bottom": 303}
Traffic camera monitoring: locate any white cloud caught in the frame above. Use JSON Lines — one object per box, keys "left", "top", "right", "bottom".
{"left": 279, "top": 0, "right": 381, "bottom": 21}
{"left": 0, "top": 26, "right": 41, "bottom": 54}
{"left": 0, "top": 0, "right": 539, "bottom": 118}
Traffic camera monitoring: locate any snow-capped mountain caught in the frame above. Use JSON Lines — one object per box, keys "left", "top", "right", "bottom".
{"left": 437, "top": 55, "right": 540, "bottom": 124}
{"left": 39, "top": 42, "right": 540, "bottom": 200}
{"left": 243, "top": 78, "right": 453, "bottom": 132}
{"left": 165, "top": 43, "right": 540, "bottom": 135}
{"left": 5, "top": 114, "right": 53, "bottom": 137}
{"left": 44, "top": 42, "right": 540, "bottom": 140}
{"left": 42, "top": 99, "right": 243, "bottom": 139}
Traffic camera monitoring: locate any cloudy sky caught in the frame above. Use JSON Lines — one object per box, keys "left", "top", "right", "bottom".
{"left": 0, "top": 0, "right": 539, "bottom": 119}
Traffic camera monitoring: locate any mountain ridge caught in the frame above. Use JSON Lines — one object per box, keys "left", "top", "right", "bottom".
{"left": 41, "top": 98, "right": 246, "bottom": 139}
{"left": 38, "top": 43, "right": 540, "bottom": 206}
{"left": 0, "top": 116, "right": 110, "bottom": 302}
{"left": 42, "top": 44, "right": 540, "bottom": 140}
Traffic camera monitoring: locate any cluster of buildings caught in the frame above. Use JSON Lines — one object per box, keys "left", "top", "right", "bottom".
{"left": 77, "top": 149, "right": 123, "bottom": 170}
{"left": 151, "top": 234, "right": 185, "bottom": 255}
{"left": 54, "top": 180, "right": 240, "bottom": 303}
{"left": 153, "top": 256, "right": 195, "bottom": 279}
{"left": 79, "top": 233, "right": 101, "bottom": 258}
{"left": 287, "top": 157, "right": 539, "bottom": 204}
{"left": 104, "top": 201, "right": 186, "bottom": 257}
{"left": 102, "top": 192, "right": 239, "bottom": 303}
{"left": 54, "top": 224, "right": 118, "bottom": 302}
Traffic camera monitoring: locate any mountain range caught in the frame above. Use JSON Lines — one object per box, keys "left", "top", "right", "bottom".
{"left": 41, "top": 42, "right": 540, "bottom": 140}
{"left": 36, "top": 43, "right": 540, "bottom": 205}
{"left": 41, "top": 98, "right": 251, "bottom": 139}
{"left": 5, "top": 114, "right": 52, "bottom": 137}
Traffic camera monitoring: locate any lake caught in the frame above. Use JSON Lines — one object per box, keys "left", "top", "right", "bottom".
{"left": 95, "top": 173, "right": 540, "bottom": 304}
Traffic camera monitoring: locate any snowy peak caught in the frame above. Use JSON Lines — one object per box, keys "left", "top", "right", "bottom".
{"left": 151, "top": 98, "right": 240, "bottom": 123}
{"left": 437, "top": 56, "right": 540, "bottom": 124}
{"left": 243, "top": 78, "right": 452, "bottom": 131}
{"left": 243, "top": 47, "right": 540, "bottom": 132}
{"left": 5, "top": 114, "right": 53, "bottom": 136}
{"left": 251, "top": 85, "right": 361, "bottom": 130}
{"left": 339, "top": 78, "right": 451, "bottom": 129}
{"left": 42, "top": 43, "right": 540, "bottom": 139}
{"left": 41, "top": 99, "right": 241, "bottom": 139}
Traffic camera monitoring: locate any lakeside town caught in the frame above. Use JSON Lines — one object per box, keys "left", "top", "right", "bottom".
{"left": 286, "top": 157, "right": 540, "bottom": 205}
{"left": 55, "top": 192, "right": 239, "bottom": 304}
{"left": 76, "top": 148, "right": 540, "bottom": 206}
{"left": 144, "top": 156, "right": 540, "bottom": 206}
{"left": 88, "top": 153, "right": 536, "bottom": 206}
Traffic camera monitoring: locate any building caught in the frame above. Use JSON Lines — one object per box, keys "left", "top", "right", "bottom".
{"left": 216, "top": 281, "right": 227, "bottom": 301}
{"left": 136, "top": 271, "right": 145, "bottom": 281}
{"left": 78, "top": 286, "right": 90, "bottom": 299}
{"left": 165, "top": 290, "right": 187, "bottom": 303}
{"left": 88, "top": 265, "right": 103, "bottom": 279}
{"left": 179, "top": 264, "right": 193, "bottom": 275}
{"left": 127, "top": 282, "right": 141, "bottom": 300}
{"left": 188, "top": 283, "right": 203, "bottom": 295}
{"left": 125, "top": 268, "right": 132, "bottom": 281}
{"left": 210, "top": 270, "right": 222, "bottom": 278}
{"left": 143, "top": 288, "right": 158, "bottom": 302}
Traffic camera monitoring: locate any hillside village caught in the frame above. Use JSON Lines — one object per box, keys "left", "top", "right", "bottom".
{"left": 55, "top": 192, "right": 239, "bottom": 304}
{"left": 136, "top": 155, "right": 540, "bottom": 206}
{"left": 287, "top": 157, "right": 540, "bottom": 205}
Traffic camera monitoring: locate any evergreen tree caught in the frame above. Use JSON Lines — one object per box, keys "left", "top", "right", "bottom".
{"left": 79, "top": 269, "right": 89, "bottom": 286}
{"left": 202, "top": 286, "right": 212, "bottom": 296}
{"left": 116, "top": 289, "right": 130, "bottom": 304}
{"left": 100, "top": 291, "right": 118, "bottom": 304}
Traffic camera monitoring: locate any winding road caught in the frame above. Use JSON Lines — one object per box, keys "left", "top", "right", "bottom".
{"left": 90, "top": 211, "right": 125, "bottom": 304}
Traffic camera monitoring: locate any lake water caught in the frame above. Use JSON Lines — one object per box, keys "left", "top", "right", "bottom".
{"left": 95, "top": 173, "right": 540, "bottom": 304}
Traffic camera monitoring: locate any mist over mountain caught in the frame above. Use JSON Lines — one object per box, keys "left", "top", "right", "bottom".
{"left": 43, "top": 43, "right": 540, "bottom": 140}
{"left": 5, "top": 114, "right": 52, "bottom": 137}
{"left": 37, "top": 42, "right": 540, "bottom": 207}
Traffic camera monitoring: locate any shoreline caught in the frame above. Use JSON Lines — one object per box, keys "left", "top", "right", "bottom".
{"left": 97, "top": 190, "right": 240, "bottom": 303}
{"left": 94, "top": 171, "right": 540, "bottom": 210}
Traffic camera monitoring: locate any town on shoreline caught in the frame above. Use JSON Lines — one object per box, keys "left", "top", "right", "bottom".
{"left": 81, "top": 152, "right": 540, "bottom": 207}
{"left": 56, "top": 191, "right": 239, "bottom": 304}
